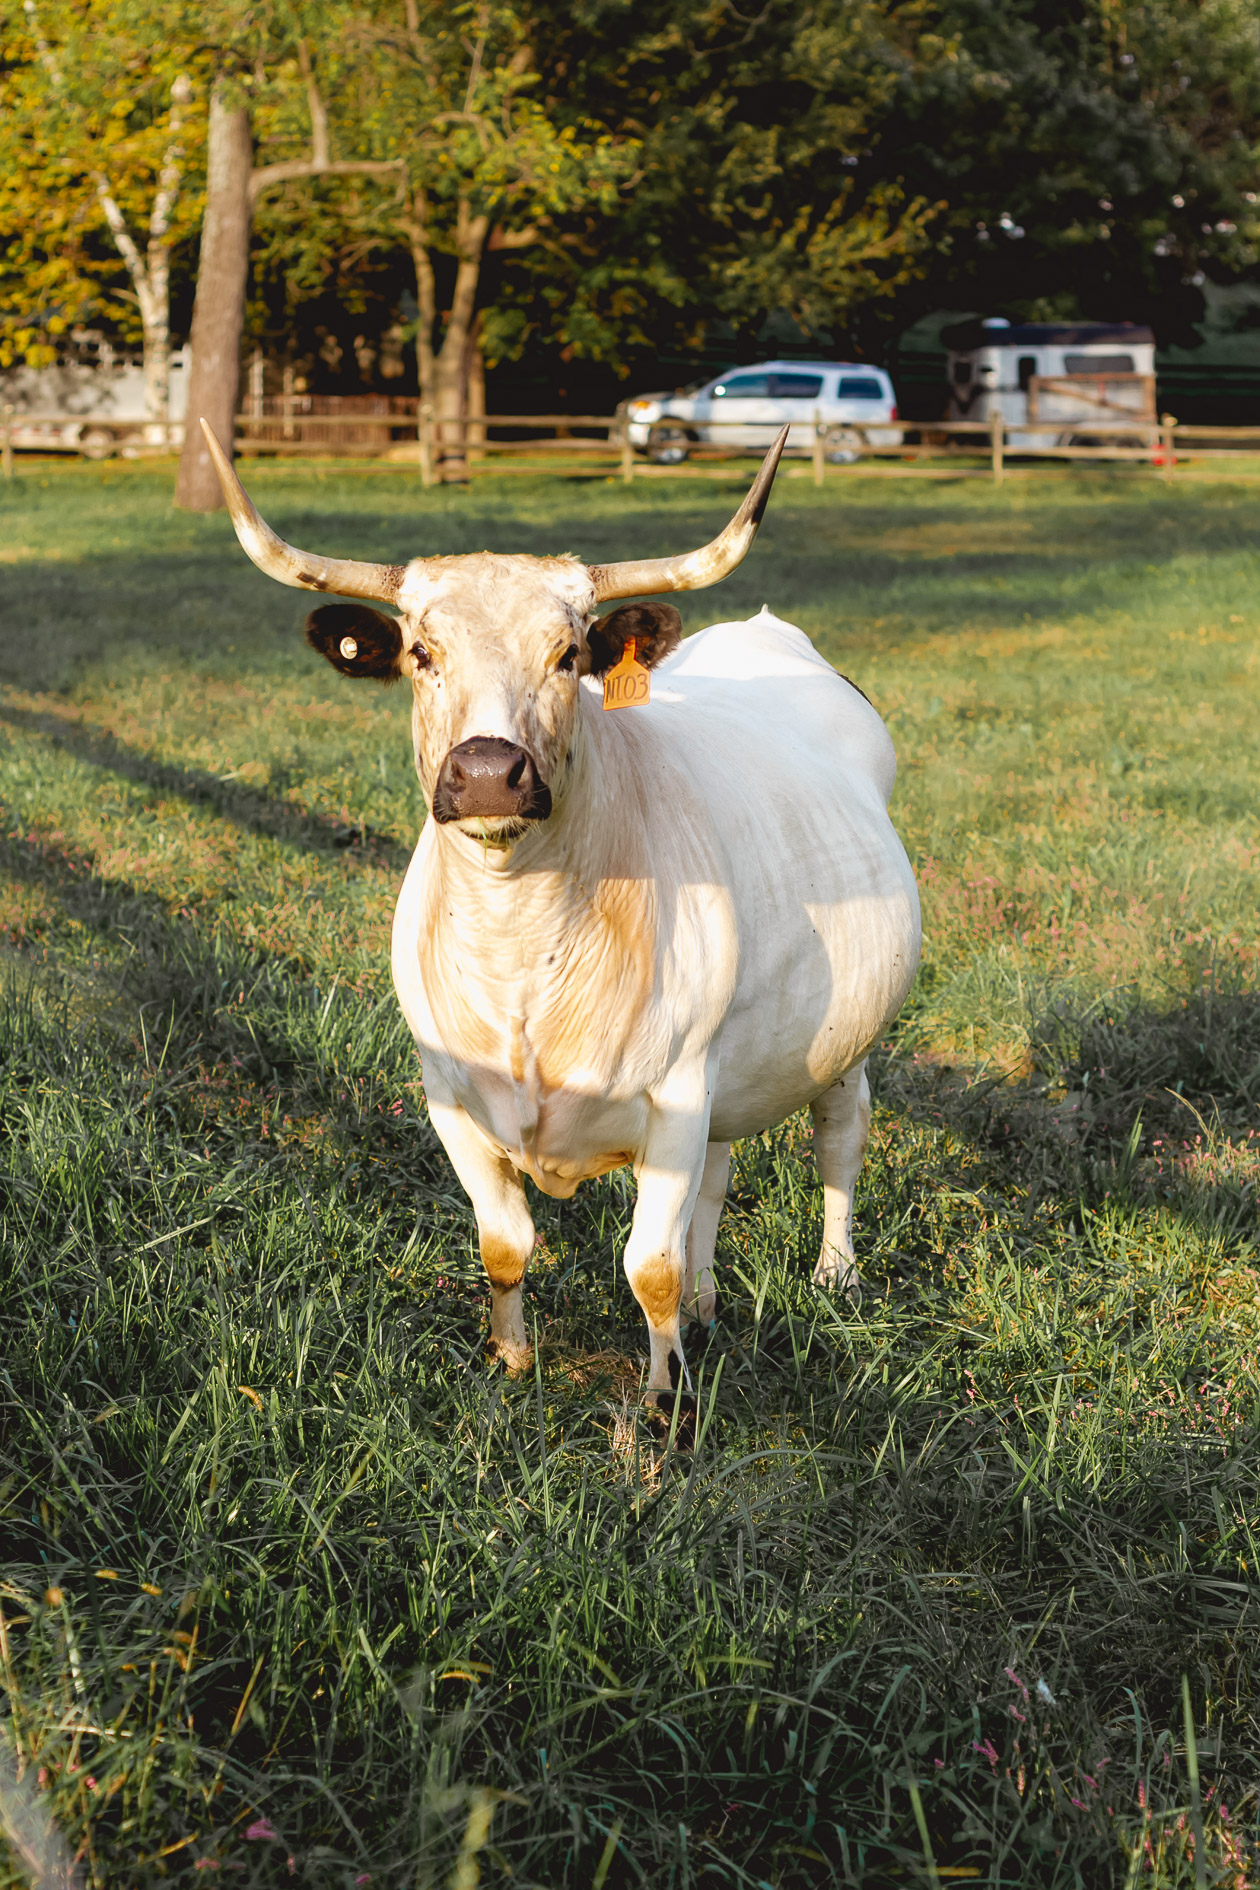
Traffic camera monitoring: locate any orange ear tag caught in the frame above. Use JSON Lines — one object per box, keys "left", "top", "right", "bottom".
{"left": 602, "top": 636, "right": 651, "bottom": 711}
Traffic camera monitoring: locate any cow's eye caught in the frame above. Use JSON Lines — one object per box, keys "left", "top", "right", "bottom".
{"left": 411, "top": 641, "right": 432, "bottom": 672}
{"left": 556, "top": 643, "right": 578, "bottom": 674}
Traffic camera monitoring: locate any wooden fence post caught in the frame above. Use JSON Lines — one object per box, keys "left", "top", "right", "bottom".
{"left": 989, "top": 406, "right": 1004, "bottom": 485}
{"left": 812, "top": 411, "right": 825, "bottom": 488}
{"left": 2, "top": 404, "right": 13, "bottom": 480}
{"left": 1161, "top": 412, "right": 1177, "bottom": 483}
{"left": 418, "top": 402, "right": 435, "bottom": 487}
{"left": 619, "top": 422, "right": 634, "bottom": 485}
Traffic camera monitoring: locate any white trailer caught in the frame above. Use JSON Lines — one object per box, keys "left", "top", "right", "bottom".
{"left": 944, "top": 318, "right": 1156, "bottom": 450}
{"left": 0, "top": 330, "right": 190, "bottom": 458}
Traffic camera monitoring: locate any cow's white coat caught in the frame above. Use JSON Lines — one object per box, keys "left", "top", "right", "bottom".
{"left": 391, "top": 606, "right": 920, "bottom": 1393}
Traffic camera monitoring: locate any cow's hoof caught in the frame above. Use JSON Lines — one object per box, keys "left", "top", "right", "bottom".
{"left": 486, "top": 1336, "right": 532, "bottom": 1375}
{"left": 813, "top": 1259, "right": 862, "bottom": 1308}
{"left": 644, "top": 1388, "right": 698, "bottom": 1449}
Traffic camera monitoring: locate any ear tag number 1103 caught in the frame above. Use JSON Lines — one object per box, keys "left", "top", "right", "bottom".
{"left": 602, "top": 636, "right": 651, "bottom": 711}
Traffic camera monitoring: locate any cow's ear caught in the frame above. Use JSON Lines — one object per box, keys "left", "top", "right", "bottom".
{"left": 306, "top": 603, "right": 404, "bottom": 681}
{"left": 585, "top": 602, "right": 682, "bottom": 676}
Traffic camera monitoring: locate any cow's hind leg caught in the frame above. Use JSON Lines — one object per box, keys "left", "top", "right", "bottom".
{"left": 427, "top": 1096, "right": 534, "bottom": 1370}
{"left": 682, "top": 1139, "right": 729, "bottom": 1328}
{"left": 810, "top": 1063, "right": 872, "bottom": 1305}
{"left": 623, "top": 1061, "right": 715, "bottom": 1403}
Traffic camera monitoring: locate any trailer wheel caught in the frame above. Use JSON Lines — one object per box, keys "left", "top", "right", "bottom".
{"left": 78, "top": 427, "right": 117, "bottom": 461}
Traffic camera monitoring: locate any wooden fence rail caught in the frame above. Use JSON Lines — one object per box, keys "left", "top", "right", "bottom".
{"left": 8, "top": 401, "right": 1260, "bottom": 484}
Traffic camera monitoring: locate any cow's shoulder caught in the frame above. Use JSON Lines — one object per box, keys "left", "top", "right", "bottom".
{"left": 661, "top": 608, "right": 829, "bottom": 684}
{"left": 653, "top": 609, "right": 898, "bottom": 806}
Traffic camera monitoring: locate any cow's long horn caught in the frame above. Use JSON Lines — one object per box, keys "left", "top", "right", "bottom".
{"left": 200, "top": 420, "right": 403, "bottom": 602}
{"left": 588, "top": 424, "right": 788, "bottom": 602}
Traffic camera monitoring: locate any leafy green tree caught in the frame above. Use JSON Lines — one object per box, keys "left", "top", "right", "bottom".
{"left": 481, "top": 0, "right": 946, "bottom": 375}
{"left": 174, "top": 5, "right": 405, "bottom": 509}
{"left": 0, "top": 0, "right": 204, "bottom": 431}
{"left": 871, "top": 0, "right": 1260, "bottom": 344}
{"left": 344, "top": 0, "right": 640, "bottom": 480}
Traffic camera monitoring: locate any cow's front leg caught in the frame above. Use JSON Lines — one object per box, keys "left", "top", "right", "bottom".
{"left": 427, "top": 1096, "right": 535, "bottom": 1370}
{"left": 623, "top": 1066, "right": 714, "bottom": 1402}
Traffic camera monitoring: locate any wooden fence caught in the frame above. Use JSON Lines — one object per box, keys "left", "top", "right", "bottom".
{"left": 8, "top": 398, "right": 1260, "bottom": 484}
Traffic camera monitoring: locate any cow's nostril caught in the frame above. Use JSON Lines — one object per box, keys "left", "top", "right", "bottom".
{"left": 506, "top": 756, "right": 526, "bottom": 792}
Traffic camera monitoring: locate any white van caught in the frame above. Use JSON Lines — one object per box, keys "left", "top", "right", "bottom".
{"left": 621, "top": 359, "right": 900, "bottom": 462}
{"left": 944, "top": 319, "right": 1156, "bottom": 450}
{"left": 0, "top": 330, "right": 190, "bottom": 457}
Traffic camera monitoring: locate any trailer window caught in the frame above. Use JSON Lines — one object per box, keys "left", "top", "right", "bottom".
{"left": 952, "top": 360, "right": 972, "bottom": 385}
{"left": 1017, "top": 355, "right": 1037, "bottom": 391}
{"left": 1064, "top": 353, "right": 1135, "bottom": 375}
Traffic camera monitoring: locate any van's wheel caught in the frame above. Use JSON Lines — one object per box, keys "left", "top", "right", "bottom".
{"left": 823, "top": 426, "right": 864, "bottom": 465}
{"left": 647, "top": 423, "right": 691, "bottom": 465}
{"left": 78, "top": 427, "right": 117, "bottom": 461}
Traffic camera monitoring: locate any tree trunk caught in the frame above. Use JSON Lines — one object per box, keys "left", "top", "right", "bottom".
{"left": 175, "top": 86, "right": 253, "bottom": 511}
{"left": 138, "top": 268, "right": 171, "bottom": 445}
{"left": 465, "top": 313, "right": 485, "bottom": 461}
{"left": 432, "top": 201, "right": 489, "bottom": 484}
{"left": 406, "top": 209, "right": 437, "bottom": 409}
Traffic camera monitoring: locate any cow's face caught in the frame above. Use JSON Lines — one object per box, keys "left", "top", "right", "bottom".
{"left": 197, "top": 418, "right": 784, "bottom": 846}
{"left": 305, "top": 556, "right": 682, "bottom": 846}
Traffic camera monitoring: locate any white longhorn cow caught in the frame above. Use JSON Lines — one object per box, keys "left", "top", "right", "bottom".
{"left": 203, "top": 422, "right": 920, "bottom": 1401}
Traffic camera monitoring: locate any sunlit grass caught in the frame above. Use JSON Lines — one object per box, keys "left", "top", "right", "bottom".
{"left": 0, "top": 458, "right": 1257, "bottom": 1886}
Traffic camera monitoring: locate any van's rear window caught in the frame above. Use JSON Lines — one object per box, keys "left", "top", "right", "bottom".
{"left": 1063, "top": 354, "right": 1136, "bottom": 376}
{"left": 836, "top": 377, "right": 884, "bottom": 400}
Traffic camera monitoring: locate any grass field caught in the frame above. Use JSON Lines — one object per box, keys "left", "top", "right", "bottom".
{"left": 1, "top": 458, "right": 1258, "bottom": 1889}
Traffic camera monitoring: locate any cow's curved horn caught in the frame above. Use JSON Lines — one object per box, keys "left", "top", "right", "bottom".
{"left": 200, "top": 419, "right": 403, "bottom": 602}
{"left": 588, "top": 424, "right": 788, "bottom": 602}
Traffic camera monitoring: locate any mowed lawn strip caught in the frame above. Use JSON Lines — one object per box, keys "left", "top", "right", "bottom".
{"left": 0, "top": 459, "right": 1257, "bottom": 1887}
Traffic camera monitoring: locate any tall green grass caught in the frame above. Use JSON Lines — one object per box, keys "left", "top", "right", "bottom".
{"left": 1, "top": 459, "right": 1258, "bottom": 1886}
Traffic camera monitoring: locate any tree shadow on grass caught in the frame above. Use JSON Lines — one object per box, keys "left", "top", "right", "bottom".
{"left": 0, "top": 811, "right": 458, "bottom": 1210}
{"left": 872, "top": 981, "right": 1260, "bottom": 1252}
{"left": 0, "top": 699, "right": 414, "bottom": 874}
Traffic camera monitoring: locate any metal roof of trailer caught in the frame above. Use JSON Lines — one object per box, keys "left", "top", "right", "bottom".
{"left": 941, "top": 320, "right": 1156, "bottom": 351}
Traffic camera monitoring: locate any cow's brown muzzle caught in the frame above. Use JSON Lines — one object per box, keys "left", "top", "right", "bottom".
{"left": 432, "top": 737, "right": 552, "bottom": 826}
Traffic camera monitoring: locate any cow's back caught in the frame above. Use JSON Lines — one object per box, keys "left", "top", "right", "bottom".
{"left": 654, "top": 608, "right": 898, "bottom": 804}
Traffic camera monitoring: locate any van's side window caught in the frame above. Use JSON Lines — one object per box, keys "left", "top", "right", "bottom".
{"left": 770, "top": 374, "right": 824, "bottom": 399}
{"left": 1018, "top": 355, "right": 1037, "bottom": 391}
{"left": 711, "top": 374, "right": 771, "bottom": 398}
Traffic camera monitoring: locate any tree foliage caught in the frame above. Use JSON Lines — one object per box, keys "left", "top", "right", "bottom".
{"left": 485, "top": 0, "right": 947, "bottom": 371}
{"left": 0, "top": 0, "right": 206, "bottom": 403}
{"left": 869, "top": 0, "right": 1260, "bottom": 344}
{"left": 3, "top": 0, "right": 1260, "bottom": 412}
